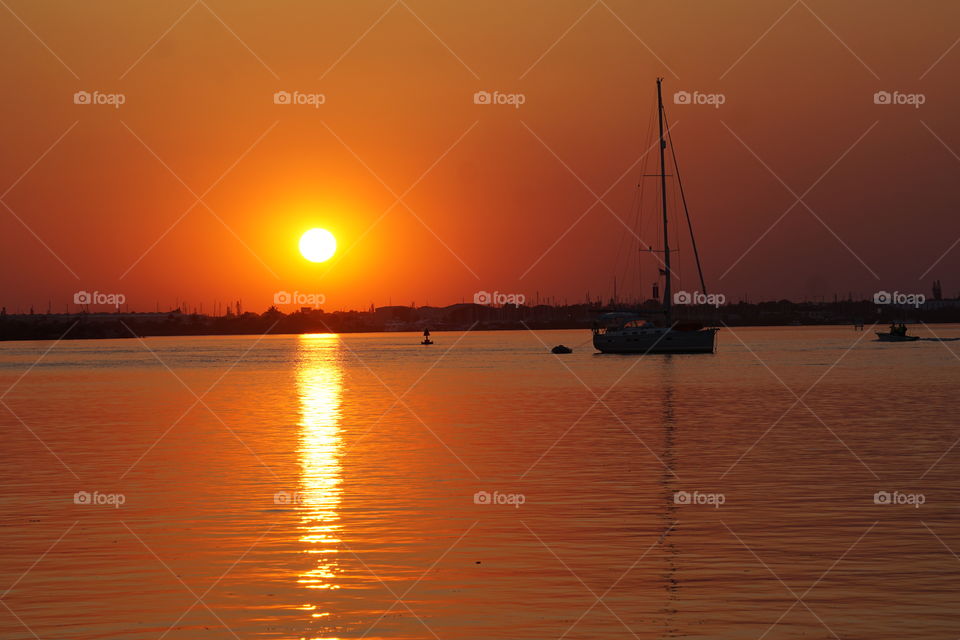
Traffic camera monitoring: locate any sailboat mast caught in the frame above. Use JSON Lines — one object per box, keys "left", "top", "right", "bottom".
{"left": 657, "top": 78, "right": 671, "bottom": 320}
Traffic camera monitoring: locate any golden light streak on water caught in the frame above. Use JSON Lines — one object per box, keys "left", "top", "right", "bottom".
{"left": 295, "top": 334, "right": 344, "bottom": 595}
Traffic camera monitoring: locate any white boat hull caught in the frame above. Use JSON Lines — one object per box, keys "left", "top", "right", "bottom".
{"left": 593, "top": 326, "right": 718, "bottom": 354}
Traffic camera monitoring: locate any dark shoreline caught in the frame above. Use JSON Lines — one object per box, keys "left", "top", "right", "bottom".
{"left": 2, "top": 299, "right": 959, "bottom": 342}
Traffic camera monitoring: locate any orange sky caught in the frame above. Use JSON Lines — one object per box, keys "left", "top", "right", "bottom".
{"left": 2, "top": 0, "right": 959, "bottom": 313}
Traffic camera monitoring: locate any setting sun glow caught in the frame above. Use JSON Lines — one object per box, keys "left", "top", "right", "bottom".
{"left": 299, "top": 228, "right": 337, "bottom": 263}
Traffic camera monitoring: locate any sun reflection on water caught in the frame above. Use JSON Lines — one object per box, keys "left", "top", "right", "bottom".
{"left": 295, "top": 334, "right": 344, "bottom": 593}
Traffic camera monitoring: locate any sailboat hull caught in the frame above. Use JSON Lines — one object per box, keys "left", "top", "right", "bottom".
{"left": 593, "top": 327, "right": 718, "bottom": 354}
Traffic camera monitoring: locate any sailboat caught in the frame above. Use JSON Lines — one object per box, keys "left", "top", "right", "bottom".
{"left": 593, "top": 78, "right": 719, "bottom": 355}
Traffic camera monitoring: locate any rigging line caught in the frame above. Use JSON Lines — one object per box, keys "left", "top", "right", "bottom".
{"left": 618, "top": 97, "right": 657, "bottom": 303}
{"left": 662, "top": 102, "right": 708, "bottom": 295}
{"left": 613, "top": 162, "right": 636, "bottom": 284}
{"left": 613, "top": 101, "right": 654, "bottom": 299}
{"left": 618, "top": 176, "right": 641, "bottom": 288}
{"left": 613, "top": 169, "right": 636, "bottom": 290}
{"left": 669, "top": 173, "right": 683, "bottom": 291}
{"left": 630, "top": 184, "right": 642, "bottom": 296}
{"left": 630, "top": 101, "right": 655, "bottom": 302}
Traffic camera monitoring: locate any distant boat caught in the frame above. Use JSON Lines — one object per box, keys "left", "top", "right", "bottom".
{"left": 593, "top": 78, "right": 718, "bottom": 355}
{"left": 421, "top": 328, "right": 433, "bottom": 345}
{"left": 876, "top": 323, "right": 918, "bottom": 342}
{"left": 551, "top": 344, "right": 573, "bottom": 354}
{"left": 876, "top": 333, "right": 918, "bottom": 342}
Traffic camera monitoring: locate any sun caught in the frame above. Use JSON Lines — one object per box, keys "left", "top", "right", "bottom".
{"left": 299, "top": 228, "right": 337, "bottom": 263}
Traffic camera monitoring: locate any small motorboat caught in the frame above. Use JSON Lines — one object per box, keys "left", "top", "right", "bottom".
{"left": 876, "top": 323, "right": 919, "bottom": 342}
{"left": 421, "top": 338, "right": 433, "bottom": 345}
{"left": 551, "top": 345, "right": 573, "bottom": 354}
{"left": 876, "top": 332, "right": 919, "bottom": 342}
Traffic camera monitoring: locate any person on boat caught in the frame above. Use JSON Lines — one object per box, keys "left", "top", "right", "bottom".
{"left": 423, "top": 328, "right": 430, "bottom": 338}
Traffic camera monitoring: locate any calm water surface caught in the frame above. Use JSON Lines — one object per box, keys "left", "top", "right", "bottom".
{"left": 1, "top": 326, "right": 959, "bottom": 639}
